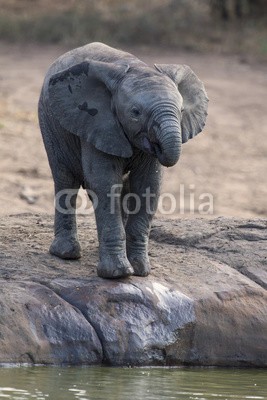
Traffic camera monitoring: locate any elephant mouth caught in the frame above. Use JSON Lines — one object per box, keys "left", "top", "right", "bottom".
{"left": 142, "top": 137, "right": 162, "bottom": 158}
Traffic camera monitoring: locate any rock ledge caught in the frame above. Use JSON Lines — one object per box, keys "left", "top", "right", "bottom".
{"left": 0, "top": 214, "right": 266, "bottom": 366}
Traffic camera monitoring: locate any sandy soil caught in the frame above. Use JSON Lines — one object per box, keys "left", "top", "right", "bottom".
{"left": 0, "top": 42, "right": 266, "bottom": 218}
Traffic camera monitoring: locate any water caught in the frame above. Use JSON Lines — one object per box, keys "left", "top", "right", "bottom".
{"left": 0, "top": 366, "right": 266, "bottom": 400}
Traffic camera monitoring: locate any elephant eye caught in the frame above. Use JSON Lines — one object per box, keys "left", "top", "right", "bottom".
{"left": 131, "top": 107, "right": 141, "bottom": 119}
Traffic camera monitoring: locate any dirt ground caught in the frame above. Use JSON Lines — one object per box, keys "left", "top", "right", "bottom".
{"left": 0, "top": 42, "right": 266, "bottom": 218}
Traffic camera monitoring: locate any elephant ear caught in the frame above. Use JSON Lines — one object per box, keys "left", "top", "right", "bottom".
{"left": 48, "top": 60, "right": 133, "bottom": 158}
{"left": 154, "top": 64, "right": 208, "bottom": 144}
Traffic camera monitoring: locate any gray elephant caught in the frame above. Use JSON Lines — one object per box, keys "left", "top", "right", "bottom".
{"left": 38, "top": 42, "right": 208, "bottom": 279}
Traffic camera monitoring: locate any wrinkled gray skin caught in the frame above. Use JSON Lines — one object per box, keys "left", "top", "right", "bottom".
{"left": 38, "top": 42, "right": 208, "bottom": 279}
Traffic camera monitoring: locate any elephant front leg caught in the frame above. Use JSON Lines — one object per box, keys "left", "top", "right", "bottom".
{"left": 125, "top": 158, "right": 162, "bottom": 276}
{"left": 83, "top": 147, "right": 133, "bottom": 279}
{"left": 92, "top": 184, "right": 134, "bottom": 279}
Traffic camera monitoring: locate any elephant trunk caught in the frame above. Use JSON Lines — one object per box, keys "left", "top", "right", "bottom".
{"left": 148, "top": 107, "right": 182, "bottom": 167}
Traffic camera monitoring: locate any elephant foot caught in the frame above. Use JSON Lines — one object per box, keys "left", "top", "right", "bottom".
{"left": 97, "top": 254, "right": 134, "bottom": 279}
{"left": 127, "top": 238, "right": 151, "bottom": 276}
{"left": 128, "top": 255, "right": 151, "bottom": 277}
{"left": 50, "top": 235, "right": 81, "bottom": 260}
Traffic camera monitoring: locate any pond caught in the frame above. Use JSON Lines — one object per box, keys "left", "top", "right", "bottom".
{"left": 0, "top": 366, "right": 266, "bottom": 400}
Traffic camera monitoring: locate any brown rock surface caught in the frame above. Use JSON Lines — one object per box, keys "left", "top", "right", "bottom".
{"left": 0, "top": 281, "right": 102, "bottom": 364}
{"left": 0, "top": 214, "right": 266, "bottom": 366}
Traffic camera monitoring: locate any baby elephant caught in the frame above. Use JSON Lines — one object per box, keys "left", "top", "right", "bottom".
{"left": 38, "top": 42, "right": 208, "bottom": 279}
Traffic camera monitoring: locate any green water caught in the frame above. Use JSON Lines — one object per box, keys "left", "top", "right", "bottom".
{"left": 0, "top": 366, "right": 266, "bottom": 400}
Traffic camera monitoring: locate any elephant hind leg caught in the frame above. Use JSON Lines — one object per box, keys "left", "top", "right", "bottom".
{"left": 50, "top": 234, "right": 81, "bottom": 260}
{"left": 50, "top": 172, "right": 82, "bottom": 260}
{"left": 39, "top": 107, "right": 82, "bottom": 259}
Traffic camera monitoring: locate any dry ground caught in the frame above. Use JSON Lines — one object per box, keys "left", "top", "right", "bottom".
{"left": 0, "top": 42, "right": 266, "bottom": 218}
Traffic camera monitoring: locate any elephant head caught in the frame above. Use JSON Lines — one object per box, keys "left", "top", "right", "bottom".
{"left": 48, "top": 59, "right": 208, "bottom": 167}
